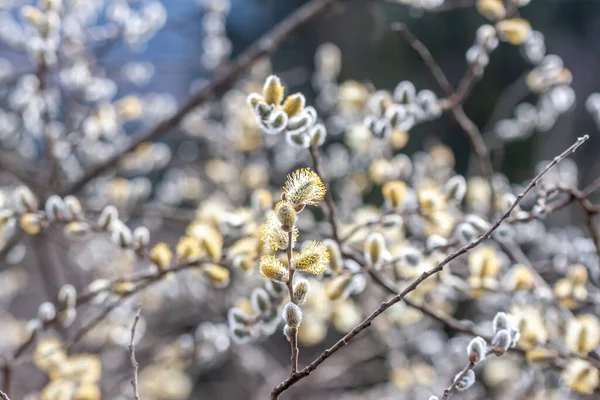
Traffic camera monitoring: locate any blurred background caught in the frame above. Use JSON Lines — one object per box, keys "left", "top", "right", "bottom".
{"left": 1, "top": 0, "right": 600, "bottom": 399}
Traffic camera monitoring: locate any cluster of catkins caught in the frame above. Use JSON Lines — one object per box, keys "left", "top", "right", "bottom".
{"left": 247, "top": 75, "right": 327, "bottom": 148}
{"left": 364, "top": 82, "right": 442, "bottom": 140}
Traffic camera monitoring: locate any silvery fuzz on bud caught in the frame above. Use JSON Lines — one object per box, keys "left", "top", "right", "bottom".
{"left": 265, "top": 280, "right": 286, "bottom": 299}
{"left": 492, "top": 312, "right": 509, "bottom": 333}
{"left": 15, "top": 185, "right": 38, "bottom": 213}
{"left": 58, "top": 284, "right": 77, "bottom": 309}
{"left": 400, "top": 247, "right": 421, "bottom": 267}
{"left": 111, "top": 220, "right": 133, "bottom": 248}
{"left": 133, "top": 226, "right": 151, "bottom": 247}
{"left": 310, "top": 123, "right": 327, "bottom": 147}
{"left": 283, "top": 324, "right": 295, "bottom": 342}
{"left": 467, "top": 337, "right": 487, "bottom": 364}
{"left": 44, "top": 195, "right": 65, "bottom": 221}
{"left": 454, "top": 369, "right": 476, "bottom": 391}
{"left": 444, "top": 175, "right": 467, "bottom": 203}
{"left": 98, "top": 205, "right": 118, "bottom": 229}
{"left": 38, "top": 301, "right": 56, "bottom": 322}
{"left": 456, "top": 223, "right": 478, "bottom": 245}
{"left": 364, "top": 232, "right": 387, "bottom": 269}
{"left": 58, "top": 307, "right": 76, "bottom": 328}
{"left": 492, "top": 329, "right": 512, "bottom": 355}
{"left": 282, "top": 302, "right": 302, "bottom": 328}
{"left": 293, "top": 279, "right": 311, "bottom": 305}
{"left": 228, "top": 308, "right": 250, "bottom": 326}
{"left": 231, "top": 325, "right": 252, "bottom": 344}
{"left": 63, "top": 195, "right": 83, "bottom": 220}
{"left": 426, "top": 234, "right": 448, "bottom": 252}
{"left": 251, "top": 288, "right": 271, "bottom": 314}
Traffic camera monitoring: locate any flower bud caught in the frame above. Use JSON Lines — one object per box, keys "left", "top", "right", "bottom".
{"left": 251, "top": 288, "right": 271, "bottom": 314}
{"left": 265, "top": 280, "right": 286, "bottom": 299}
{"left": 228, "top": 308, "right": 251, "bottom": 326}
{"left": 150, "top": 242, "right": 173, "bottom": 271}
{"left": 496, "top": 18, "right": 532, "bottom": 46}
{"left": 364, "top": 232, "right": 386, "bottom": 268}
{"left": 382, "top": 181, "right": 407, "bottom": 210}
{"left": 456, "top": 223, "right": 478, "bottom": 245}
{"left": 293, "top": 279, "right": 311, "bottom": 305}
{"left": 247, "top": 93, "right": 263, "bottom": 109}
{"left": 310, "top": 123, "right": 327, "bottom": 147}
{"left": 58, "top": 284, "right": 77, "bottom": 309}
{"left": 467, "top": 337, "right": 487, "bottom": 364}
{"left": 133, "top": 226, "right": 150, "bottom": 248}
{"left": 282, "top": 93, "right": 305, "bottom": 117}
{"left": 63, "top": 221, "right": 91, "bottom": 240}
{"left": 15, "top": 186, "right": 38, "bottom": 213}
{"left": 38, "top": 302, "right": 56, "bottom": 322}
{"left": 476, "top": 0, "right": 506, "bottom": 21}
{"left": 262, "top": 75, "right": 285, "bottom": 106}
{"left": 111, "top": 221, "right": 133, "bottom": 248}
{"left": 44, "top": 195, "right": 65, "bottom": 221}
{"left": 230, "top": 325, "right": 252, "bottom": 344}
{"left": 58, "top": 307, "right": 76, "bottom": 328}
{"left": 465, "top": 214, "right": 491, "bottom": 233}
{"left": 259, "top": 255, "right": 289, "bottom": 282}
{"left": 283, "top": 324, "right": 295, "bottom": 341}
{"left": 63, "top": 195, "right": 83, "bottom": 221}
{"left": 323, "top": 239, "right": 343, "bottom": 274}
{"left": 399, "top": 247, "right": 421, "bottom": 267}
{"left": 274, "top": 201, "right": 297, "bottom": 232}
{"left": 492, "top": 312, "right": 509, "bottom": 333}
{"left": 492, "top": 329, "right": 512, "bottom": 355}
{"left": 282, "top": 302, "right": 302, "bottom": 328}
{"left": 454, "top": 369, "right": 476, "bottom": 391}
{"left": 255, "top": 101, "right": 272, "bottom": 119}
{"left": 444, "top": 175, "right": 467, "bottom": 203}
{"left": 325, "top": 274, "right": 354, "bottom": 301}
{"left": 20, "top": 213, "right": 43, "bottom": 235}
{"left": 286, "top": 131, "right": 311, "bottom": 148}
{"left": 267, "top": 110, "right": 288, "bottom": 134}
{"left": 98, "top": 205, "right": 118, "bottom": 230}
{"left": 203, "top": 264, "right": 230, "bottom": 288}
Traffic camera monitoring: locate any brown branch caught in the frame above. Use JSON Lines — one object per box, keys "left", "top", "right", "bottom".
{"left": 309, "top": 144, "right": 340, "bottom": 242}
{"left": 270, "top": 135, "right": 588, "bottom": 398}
{"left": 62, "top": 0, "right": 354, "bottom": 196}
{"left": 129, "top": 307, "right": 142, "bottom": 400}
{"left": 285, "top": 230, "right": 299, "bottom": 374}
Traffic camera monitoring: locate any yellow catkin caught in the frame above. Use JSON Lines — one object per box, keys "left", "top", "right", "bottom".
{"left": 382, "top": 181, "right": 407, "bottom": 209}
{"left": 496, "top": 18, "right": 532, "bottom": 45}
{"left": 259, "top": 255, "right": 289, "bottom": 282}
{"left": 281, "top": 93, "right": 305, "bottom": 117}
{"left": 292, "top": 241, "right": 330, "bottom": 275}
{"left": 283, "top": 168, "right": 326, "bottom": 207}
{"left": 262, "top": 75, "right": 285, "bottom": 106}
{"left": 203, "top": 264, "right": 230, "bottom": 288}
{"left": 20, "top": 213, "right": 43, "bottom": 235}
{"left": 150, "top": 242, "right": 173, "bottom": 271}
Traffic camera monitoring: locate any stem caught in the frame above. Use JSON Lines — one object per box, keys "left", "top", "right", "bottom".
{"left": 285, "top": 230, "right": 299, "bottom": 375}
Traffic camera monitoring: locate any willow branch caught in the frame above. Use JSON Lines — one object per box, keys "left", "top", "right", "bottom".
{"left": 271, "top": 135, "right": 588, "bottom": 398}
{"left": 129, "top": 307, "right": 142, "bottom": 400}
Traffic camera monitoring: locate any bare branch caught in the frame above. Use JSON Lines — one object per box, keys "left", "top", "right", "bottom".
{"left": 271, "top": 135, "right": 589, "bottom": 398}
{"left": 129, "top": 307, "right": 142, "bottom": 400}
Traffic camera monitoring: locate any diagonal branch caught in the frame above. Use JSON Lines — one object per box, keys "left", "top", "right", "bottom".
{"left": 271, "top": 135, "right": 589, "bottom": 398}
{"left": 62, "top": 0, "right": 354, "bottom": 196}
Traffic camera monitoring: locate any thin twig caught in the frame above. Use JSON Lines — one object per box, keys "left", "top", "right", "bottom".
{"left": 392, "top": 22, "right": 496, "bottom": 218}
{"left": 285, "top": 230, "right": 299, "bottom": 374}
{"left": 129, "top": 307, "right": 142, "bottom": 400}
{"left": 0, "top": 389, "right": 10, "bottom": 400}
{"left": 309, "top": 144, "right": 341, "bottom": 242}
{"left": 62, "top": 0, "right": 353, "bottom": 197}
{"left": 270, "top": 135, "right": 589, "bottom": 398}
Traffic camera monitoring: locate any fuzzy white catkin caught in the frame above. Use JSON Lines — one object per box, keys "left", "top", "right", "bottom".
{"left": 444, "top": 175, "right": 466, "bottom": 203}
{"left": 282, "top": 302, "right": 302, "bottom": 328}
{"left": 293, "top": 279, "right": 310, "bottom": 305}
{"left": 467, "top": 337, "right": 487, "bottom": 364}
{"left": 492, "top": 312, "right": 509, "bottom": 333}
{"left": 492, "top": 329, "right": 512, "bottom": 354}
{"left": 98, "top": 205, "right": 118, "bottom": 229}
{"left": 44, "top": 195, "right": 65, "bottom": 221}
{"left": 251, "top": 288, "right": 271, "bottom": 314}
{"left": 58, "top": 283, "right": 77, "bottom": 309}
{"left": 38, "top": 301, "right": 56, "bottom": 322}
{"left": 133, "top": 226, "right": 150, "bottom": 247}
{"left": 63, "top": 195, "right": 83, "bottom": 220}
{"left": 454, "top": 369, "right": 476, "bottom": 391}
{"left": 456, "top": 223, "right": 478, "bottom": 245}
